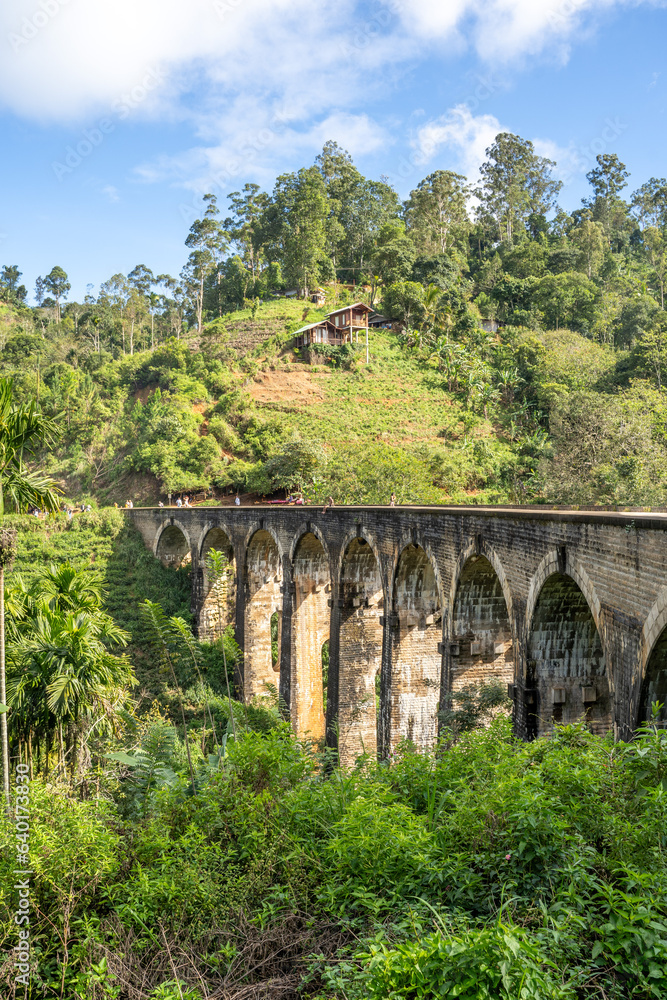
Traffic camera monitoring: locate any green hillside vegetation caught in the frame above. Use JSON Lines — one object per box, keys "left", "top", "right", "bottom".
{"left": 2, "top": 715, "right": 667, "bottom": 998}
{"left": 1, "top": 140, "right": 667, "bottom": 506}
{"left": 2, "top": 502, "right": 667, "bottom": 997}
{"left": 3, "top": 511, "right": 241, "bottom": 723}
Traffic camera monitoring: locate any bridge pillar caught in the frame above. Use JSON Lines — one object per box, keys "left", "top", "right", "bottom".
{"left": 243, "top": 529, "right": 283, "bottom": 702}
{"left": 290, "top": 533, "right": 330, "bottom": 742}
{"left": 336, "top": 538, "right": 383, "bottom": 766}
{"left": 388, "top": 544, "right": 441, "bottom": 752}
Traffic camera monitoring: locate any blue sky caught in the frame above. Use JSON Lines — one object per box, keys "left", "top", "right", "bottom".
{"left": 0, "top": 0, "right": 665, "bottom": 301}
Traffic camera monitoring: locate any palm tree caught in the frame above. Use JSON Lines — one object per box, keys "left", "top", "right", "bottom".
{"left": 38, "top": 562, "right": 103, "bottom": 614}
{"left": 431, "top": 338, "right": 469, "bottom": 392}
{"left": 420, "top": 283, "right": 444, "bottom": 349}
{"left": 0, "top": 376, "right": 61, "bottom": 809}
{"left": 8, "top": 604, "right": 132, "bottom": 783}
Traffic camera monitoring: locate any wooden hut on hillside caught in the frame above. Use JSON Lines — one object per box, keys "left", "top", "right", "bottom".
{"left": 368, "top": 311, "right": 392, "bottom": 329}
{"left": 293, "top": 319, "right": 343, "bottom": 349}
{"left": 326, "top": 302, "right": 373, "bottom": 341}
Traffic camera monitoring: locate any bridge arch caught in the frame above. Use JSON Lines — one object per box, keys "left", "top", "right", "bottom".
{"left": 290, "top": 531, "right": 332, "bottom": 741}
{"left": 243, "top": 528, "right": 283, "bottom": 702}
{"left": 197, "top": 518, "right": 235, "bottom": 559}
{"left": 155, "top": 520, "right": 192, "bottom": 569}
{"left": 198, "top": 523, "right": 236, "bottom": 640}
{"left": 338, "top": 534, "right": 385, "bottom": 766}
{"left": 242, "top": 520, "right": 284, "bottom": 561}
{"left": 289, "top": 521, "right": 329, "bottom": 563}
{"left": 526, "top": 550, "right": 603, "bottom": 640}
{"left": 448, "top": 541, "right": 514, "bottom": 699}
{"left": 637, "top": 588, "right": 667, "bottom": 727}
{"left": 389, "top": 540, "right": 443, "bottom": 751}
{"left": 526, "top": 551, "right": 610, "bottom": 736}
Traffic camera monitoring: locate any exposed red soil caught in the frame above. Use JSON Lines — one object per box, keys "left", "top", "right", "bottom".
{"left": 249, "top": 369, "right": 330, "bottom": 405}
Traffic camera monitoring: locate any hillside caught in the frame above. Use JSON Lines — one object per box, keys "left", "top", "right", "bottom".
{"left": 2, "top": 140, "right": 667, "bottom": 508}
{"left": 2, "top": 293, "right": 657, "bottom": 509}
{"left": 3, "top": 292, "right": 667, "bottom": 509}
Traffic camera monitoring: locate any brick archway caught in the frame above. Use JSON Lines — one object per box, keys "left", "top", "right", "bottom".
{"left": 155, "top": 520, "right": 191, "bottom": 568}
{"left": 198, "top": 525, "right": 236, "bottom": 640}
{"left": 527, "top": 555, "right": 609, "bottom": 736}
{"left": 449, "top": 548, "right": 514, "bottom": 699}
{"left": 637, "top": 588, "right": 667, "bottom": 727}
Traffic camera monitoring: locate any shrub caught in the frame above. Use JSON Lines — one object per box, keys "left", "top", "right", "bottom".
{"left": 339, "top": 924, "right": 574, "bottom": 1000}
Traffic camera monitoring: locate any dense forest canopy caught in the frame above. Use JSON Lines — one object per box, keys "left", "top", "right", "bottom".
{"left": 2, "top": 134, "right": 667, "bottom": 507}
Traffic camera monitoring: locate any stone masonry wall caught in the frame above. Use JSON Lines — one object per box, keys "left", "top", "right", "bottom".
{"left": 291, "top": 533, "right": 330, "bottom": 742}
{"left": 198, "top": 527, "right": 236, "bottom": 640}
{"left": 451, "top": 555, "right": 514, "bottom": 695}
{"left": 640, "top": 632, "right": 667, "bottom": 724}
{"left": 244, "top": 529, "right": 282, "bottom": 702}
{"left": 390, "top": 545, "right": 441, "bottom": 751}
{"left": 128, "top": 505, "right": 667, "bottom": 751}
{"left": 338, "top": 538, "right": 384, "bottom": 766}
{"left": 157, "top": 524, "right": 191, "bottom": 568}
{"left": 528, "top": 573, "right": 610, "bottom": 736}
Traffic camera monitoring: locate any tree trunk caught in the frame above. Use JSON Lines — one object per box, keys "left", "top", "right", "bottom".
{"left": 198, "top": 274, "right": 204, "bottom": 334}
{"left": 68, "top": 721, "right": 78, "bottom": 785}
{"left": 58, "top": 723, "right": 65, "bottom": 779}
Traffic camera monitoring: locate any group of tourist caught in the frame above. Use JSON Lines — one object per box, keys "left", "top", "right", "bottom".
{"left": 112, "top": 491, "right": 400, "bottom": 510}
{"left": 28, "top": 501, "right": 94, "bottom": 519}
{"left": 266, "top": 493, "right": 306, "bottom": 506}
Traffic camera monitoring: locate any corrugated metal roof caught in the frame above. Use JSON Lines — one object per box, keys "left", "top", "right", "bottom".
{"left": 326, "top": 302, "right": 372, "bottom": 317}
{"left": 292, "top": 319, "right": 333, "bottom": 336}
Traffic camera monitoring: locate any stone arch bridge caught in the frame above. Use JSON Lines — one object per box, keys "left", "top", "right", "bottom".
{"left": 126, "top": 505, "right": 667, "bottom": 758}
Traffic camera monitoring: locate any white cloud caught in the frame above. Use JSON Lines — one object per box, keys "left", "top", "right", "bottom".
{"left": 398, "top": 0, "right": 665, "bottom": 63}
{"left": 135, "top": 110, "right": 390, "bottom": 221}
{"left": 411, "top": 108, "right": 610, "bottom": 193}
{"left": 0, "top": 0, "right": 376, "bottom": 123}
{"left": 0, "top": 0, "right": 661, "bottom": 124}
{"left": 412, "top": 105, "right": 504, "bottom": 181}
{"left": 101, "top": 184, "right": 120, "bottom": 203}
{"left": 310, "top": 113, "right": 388, "bottom": 157}
{"left": 0, "top": 0, "right": 658, "bottom": 205}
